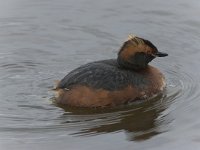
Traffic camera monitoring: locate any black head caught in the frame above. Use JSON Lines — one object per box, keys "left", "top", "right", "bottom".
{"left": 117, "top": 35, "right": 168, "bottom": 70}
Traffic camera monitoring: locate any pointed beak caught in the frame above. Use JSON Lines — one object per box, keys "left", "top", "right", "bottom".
{"left": 155, "top": 51, "right": 168, "bottom": 57}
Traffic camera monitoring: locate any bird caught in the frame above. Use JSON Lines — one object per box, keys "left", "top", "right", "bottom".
{"left": 54, "top": 35, "right": 168, "bottom": 108}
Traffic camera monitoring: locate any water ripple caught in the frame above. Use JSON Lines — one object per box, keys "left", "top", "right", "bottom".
{"left": 1, "top": 58, "right": 199, "bottom": 142}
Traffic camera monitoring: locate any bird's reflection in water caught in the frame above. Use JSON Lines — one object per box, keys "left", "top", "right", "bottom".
{"left": 56, "top": 93, "right": 170, "bottom": 141}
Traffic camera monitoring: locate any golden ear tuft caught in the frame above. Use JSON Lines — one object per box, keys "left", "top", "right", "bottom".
{"left": 127, "top": 34, "right": 145, "bottom": 46}
{"left": 128, "top": 34, "right": 136, "bottom": 40}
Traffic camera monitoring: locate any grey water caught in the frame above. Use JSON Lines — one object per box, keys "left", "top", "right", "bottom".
{"left": 1, "top": 0, "right": 200, "bottom": 149}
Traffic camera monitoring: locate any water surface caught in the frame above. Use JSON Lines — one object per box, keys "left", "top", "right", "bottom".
{"left": 1, "top": 0, "right": 200, "bottom": 149}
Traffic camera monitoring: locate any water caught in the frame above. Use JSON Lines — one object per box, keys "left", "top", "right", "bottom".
{"left": 0, "top": 0, "right": 200, "bottom": 149}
